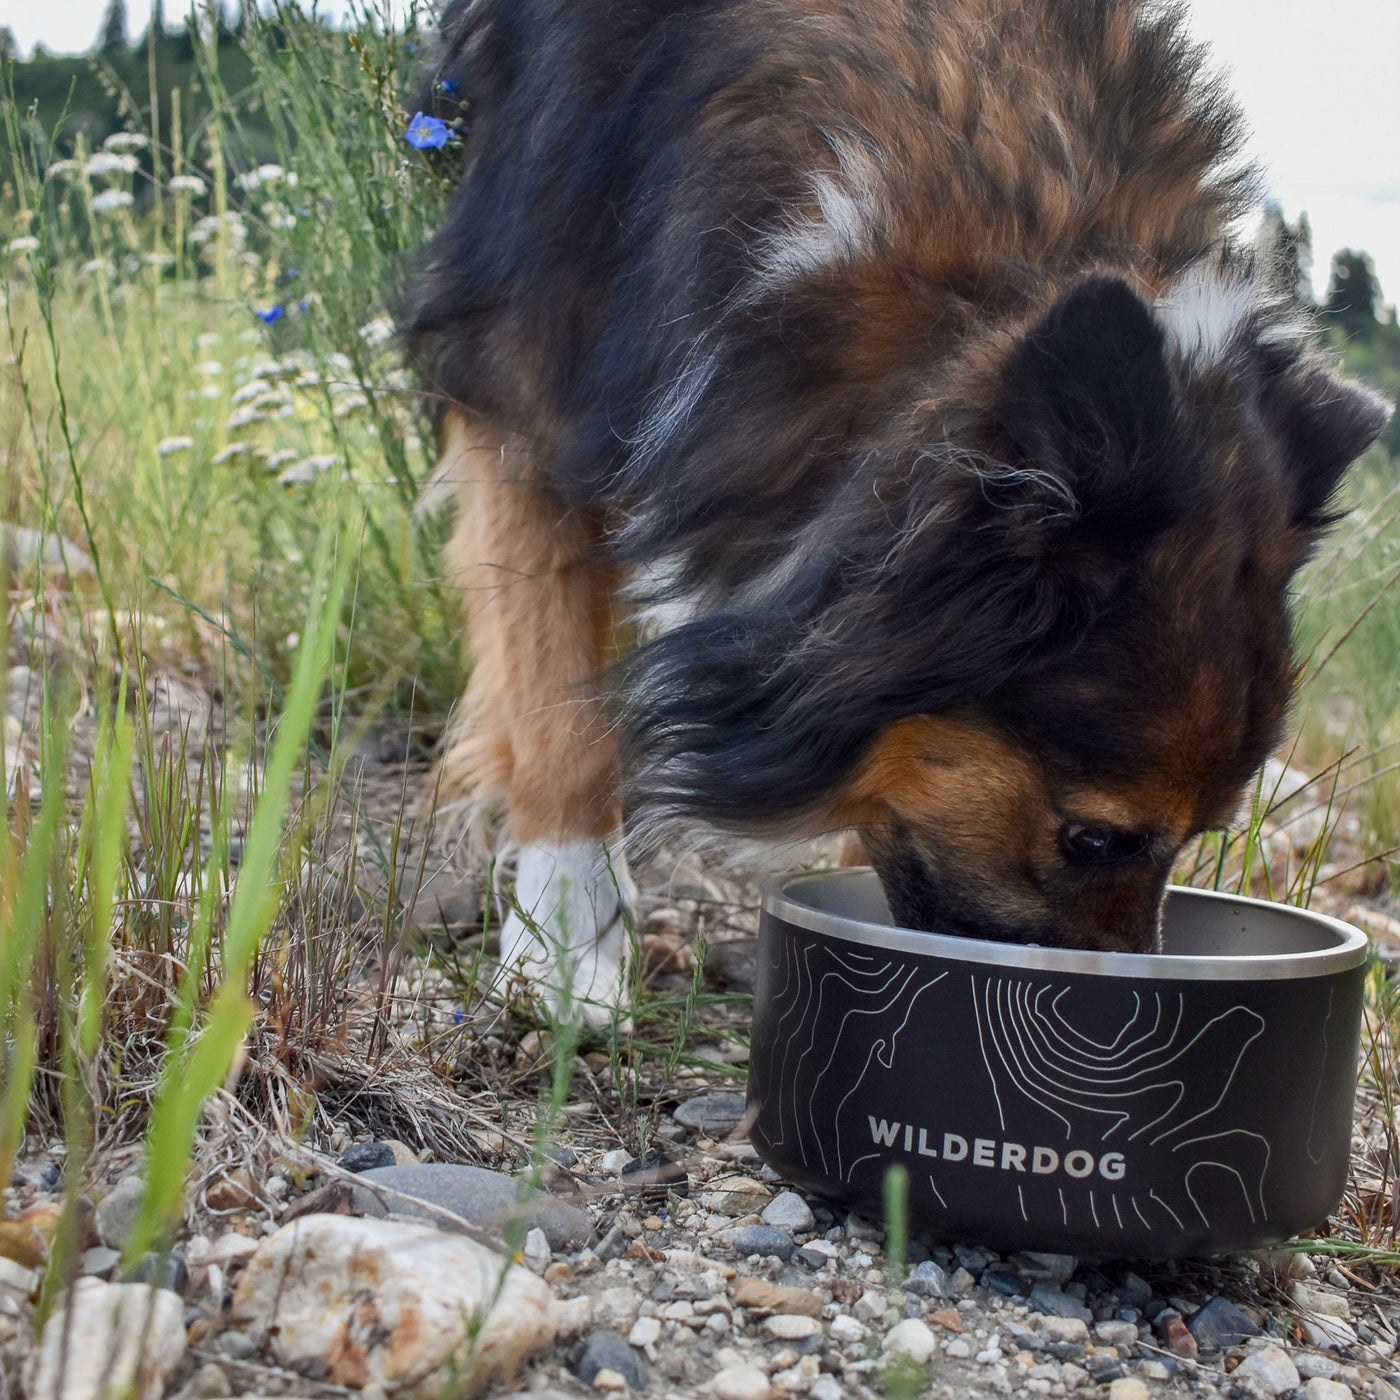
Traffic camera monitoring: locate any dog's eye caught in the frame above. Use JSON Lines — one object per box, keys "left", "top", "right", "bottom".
{"left": 1059, "top": 822, "right": 1151, "bottom": 866}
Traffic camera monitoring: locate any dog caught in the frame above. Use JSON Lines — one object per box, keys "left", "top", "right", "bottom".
{"left": 404, "top": 0, "right": 1390, "bottom": 1019}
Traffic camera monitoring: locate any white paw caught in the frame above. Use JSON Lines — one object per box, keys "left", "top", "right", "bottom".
{"left": 497, "top": 837, "right": 637, "bottom": 1027}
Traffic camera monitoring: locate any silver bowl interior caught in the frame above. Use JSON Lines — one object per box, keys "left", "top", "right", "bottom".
{"left": 771, "top": 870, "right": 1368, "bottom": 980}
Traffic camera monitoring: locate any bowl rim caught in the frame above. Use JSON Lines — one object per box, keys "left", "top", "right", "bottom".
{"left": 763, "top": 870, "right": 1369, "bottom": 981}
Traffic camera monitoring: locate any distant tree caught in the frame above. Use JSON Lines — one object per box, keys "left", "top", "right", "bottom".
{"left": 99, "top": 0, "right": 128, "bottom": 53}
{"left": 0, "top": 27, "right": 14, "bottom": 61}
{"left": 146, "top": 0, "right": 166, "bottom": 43}
{"left": 1323, "top": 249, "right": 1383, "bottom": 343}
{"left": 1259, "top": 203, "right": 1315, "bottom": 307}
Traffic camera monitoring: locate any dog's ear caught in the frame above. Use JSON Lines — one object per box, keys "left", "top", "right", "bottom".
{"left": 1259, "top": 356, "right": 1390, "bottom": 527}
{"left": 994, "top": 275, "right": 1195, "bottom": 545}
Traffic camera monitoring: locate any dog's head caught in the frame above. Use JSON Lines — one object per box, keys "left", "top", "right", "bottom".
{"left": 838, "top": 272, "right": 1389, "bottom": 950}
{"left": 622, "top": 269, "right": 1389, "bottom": 951}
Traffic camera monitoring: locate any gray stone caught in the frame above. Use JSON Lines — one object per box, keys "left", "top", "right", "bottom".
{"left": 760, "top": 1192, "right": 815, "bottom": 1233}
{"left": 1186, "top": 1295, "right": 1259, "bottom": 1352}
{"left": 1027, "top": 1286, "right": 1093, "bottom": 1324}
{"left": 1013, "top": 1252, "right": 1077, "bottom": 1284}
{"left": 123, "top": 1250, "right": 187, "bottom": 1295}
{"left": 338, "top": 1141, "right": 395, "bottom": 1173}
{"left": 575, "top": 1331, "right": 648, "bottom": 1390}
{"left": 96, "top": 1175, "right": 146, "bottom": 1251}
{"left": 953, "top": 1245, "right": 996, "bottom": 1272}
{"left": 1231, "top": 1345, "right": 1300, "bottom": 1398}
{"left": 704, "top": 940, "right": 758, "bottom": 993}
{"left": 672, "top": 1093, "right": 748, "bottom": 1135}
{"left": 1117, "top": 1271, "right": 1152, "bottom": 1303}
{"left": 905, "top": 1260, "right": 951, "bottom": 1299}
{"left": 353, "top": 1163, "right": 591, "bottom": 1251}
{"left": 728, "top": 1225, "right": 795, "bottom": 1259}
{"left": 216, "top": 1332, "right": 258, "bottom": 1361}
{"left": 79, "top": 1247, "right": 121, "bottom": 1279}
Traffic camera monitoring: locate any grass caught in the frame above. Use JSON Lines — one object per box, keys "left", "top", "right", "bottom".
{"left": 3, "top": 0, "right": 1400, "bottom": 1350}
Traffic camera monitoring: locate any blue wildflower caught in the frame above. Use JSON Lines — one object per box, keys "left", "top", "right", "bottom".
{"left": 255, "top": 305, "right": 284, "bottom": 324}
{"left": 440, "top": 78, "right": 459, "bottom": 93}
{"left": 405, "top": 111, "right": 451, "bottom": 150}
{"left": 296, "top": 299, "right": 309, "bottom": 314}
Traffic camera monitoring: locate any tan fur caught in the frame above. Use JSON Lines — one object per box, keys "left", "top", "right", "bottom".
{"left": 437, "top": 409, "right": 621, "bottom": 843}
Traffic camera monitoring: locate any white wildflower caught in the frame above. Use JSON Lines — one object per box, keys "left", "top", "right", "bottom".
{"left": 359, "top": 315, "right": 395, "bottom": 348}
{"left": 86, "top": 152, "right": 139, "bottom": 179}
{"left": 248, "top": 357, "right": 283, "bottom": 379}
{"left": 324, "top": 352, "right": 353, "bottom": 374}
{"left": 212, "top": 442, "right": 252, "bottom": 464}
{"left": 194, "top": 384, "right": 222, "bottom": 400}
{"left": 263, "top": 206, "right": 297, "bottom": 230}
{"left": 44, "top": 159, "right": 78, "bottom": 179}
{"left": 238, "top": 328, "right": 261, "bottom": 343}
{"left": 155, "top": 436, "right": 195, "bottom": 456}
{"left": 5, "top": 236, "right": 40, "bottom": 254}
{"left": 195, "top": 361, "right": 223, "bottom": 377}
{"left": 196, "top": 332, "right": 221, "bottom": 348}
{"left": 226, "top": 406, "right": 267, "bottom": 430}
{"left": 90, "top": 189, "right": 134, "bottom": 215}
{"left": 278, "top": 453, "right": 337, "bottom": 483}
{"left": 235, "top": 163, "right": 285, "bottom": 192}
{"left": 231, "top": 378, "right": 272, "bottom": 405}
{"left": 383, "top": 367, "right": 413, "bottom": 392}
{"left": 79, "top": 258, "right": 114, "bottom": 276}
{"left": 144, "top": 251, "right": 176, "bottom": 268}
{"left": 263, "top": 449, "right": 299, "bottom": 469}
{"left": 333, "top": 393, "right": 368, "bottom": 418}
{"left": 169, "top": 174, "right": 207, "bottom": 196}
{"left": 103, "top": 131, "right": 148, "bottom": 153}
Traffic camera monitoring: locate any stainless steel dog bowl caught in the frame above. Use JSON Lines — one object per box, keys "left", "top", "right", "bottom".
{"left": 747, "top": 870, "right": 1368, "bottom": 1258}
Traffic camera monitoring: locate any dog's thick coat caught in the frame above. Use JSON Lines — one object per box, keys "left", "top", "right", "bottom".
{"left": 406, "top": 0, "right": 1389, "bottom": 1002}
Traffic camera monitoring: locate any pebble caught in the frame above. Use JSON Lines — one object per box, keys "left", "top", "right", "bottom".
{"left": 78, "top": 1246, "right": 121, "bottom": 1278}
{"left": 731, "top": 1279, "right": 822, "bottom": 1317}
{"left": 1156, "top": 1310, "right": 1197, "bottom": 1356}
{"left": 1297, "top": 1354, "right": 1343, "bottom": 1380}
{"left": 1300, "top": 1313, "right": 1358, "bottom": 1349}
{"left": 1187, "top": 1295, "right": 1259, "bottom": 1351}
{"left": 601, "top": 1150, "right": 633, "bottom": 1175}
{"left": 592, "top": 1368, "right": 628, "bottom": 1391}
{"left": 1015, "top": 1252, "right": 1077, "bottom": 1284}
{"left": 882, "top": 1318, "right": 936, "bottom": 1365}
{"left": 1302, "top": 1380, "right": 1354, "bottom": 1400}
{"left": 338, "top": 1141, "right": 395, "bottom": 1172}
{"left": 726, "top": 1225, "right": 794, "bottom": 1259}
{"left": 1027, "top": 1285, "right": 1092, "bottom": 1323}
{"left": 353, "top": 1163, "right": 592, "bottom": 1251}
{"left": 829, "top": 1314, "right": 865, "bottom": 1343}
{"left": 1106, "top": 1379, "right": 1149, "bottom": 1400}
{"left": 759, "top": 1192, "right": 814, "bottom": 1233}
{"left": 760, "top": 1315, "right": 822, "bottom": 1341}
{"left": 905, "top": 1259, "right": 951, "bottom": 1298}
{"left": 710, "top": 1363, "right": 772, "bottom": 1400}
{"left": 673, "top": 1093, "right": 748, "bottom": 1134}
{"left": 95, "top": 1176, "right": 146, "bottom": 1251}
{"left": 944, "top": 1338, "right": 972, "bottom": 1359}
{"left": 575, "top": 1331, "right": 649, "bottom": 1390}
{"left": 699, "top": 1176, "right": 771, "bottom": 1216}
{"left": 1038, "top": 1316, "right": 1089, "bottom": 1344}
{"left": 522, "top": 1227, "right": 551, "bottom": 1274}
{"left": 628, "top": 1316, "right": 661, "bottom": 1348}
{"left": 1231, "top": 1344, "right": 1301, "bottom": 1397}
{"left": 797, "top": 1240, "right": 836, "bottom": 1269}
{"left": 1093, "top": 1319, "right": 1139, "bottom": 1346}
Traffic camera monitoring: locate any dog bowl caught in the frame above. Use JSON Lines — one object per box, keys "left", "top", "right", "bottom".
{"left": 747, "top": 870, "right": 1368, "bottom": 1258}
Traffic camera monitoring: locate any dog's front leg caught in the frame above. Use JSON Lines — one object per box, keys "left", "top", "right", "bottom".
{"left": 436, "top": 409, "right": 634, "bottom": 1025}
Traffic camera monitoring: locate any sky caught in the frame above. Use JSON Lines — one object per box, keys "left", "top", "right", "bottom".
{"left": 9, "top": 0, "right": 1400, "bottom": 304}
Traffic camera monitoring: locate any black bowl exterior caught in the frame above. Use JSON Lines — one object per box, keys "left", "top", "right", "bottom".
{"left": 748, "top": 883, "right": 1364, "bottom": 1259}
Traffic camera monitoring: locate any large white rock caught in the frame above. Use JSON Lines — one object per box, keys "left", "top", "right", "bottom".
{"left": 230, "top": 1214, "right": 556, "bottom": 1397}
{"left": 1231, "top": 1345, "right": 1301, "bottom": 1399}
{"left": 24, "top": 1279, "right": 187, "bottom": 1400}
{"left": 881, "top": 1317, "right": 937, "bottom": 1365}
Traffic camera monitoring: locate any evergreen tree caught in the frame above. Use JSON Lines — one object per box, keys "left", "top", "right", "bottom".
{"left": 99, "top": 0, "right": 128, "bottom": 53}
{"left": 147, "top": 0, "right": 166, "bottom": 43}
{"left": 1323, "top": 249, "right": 1382, "bottom": 343}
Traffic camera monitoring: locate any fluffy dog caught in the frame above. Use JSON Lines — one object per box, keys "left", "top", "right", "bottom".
{"left": 405, "top": 0, "right": 1389, "bottom": 1016}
